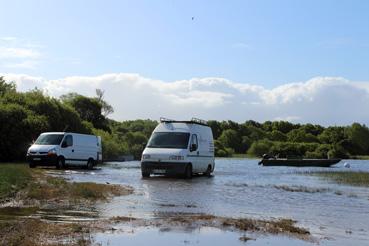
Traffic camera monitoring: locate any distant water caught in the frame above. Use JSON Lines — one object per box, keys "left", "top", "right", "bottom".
{"left": 55, "top": 159, "right": 369, "bottom": 246}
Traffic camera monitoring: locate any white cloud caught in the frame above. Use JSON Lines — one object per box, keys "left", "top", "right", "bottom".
{"left": 0, "top": 37, "right": 43, "bottom": 70}
{"left": 0, "top": 47, "right": 41, "bottom": 59}
{"left": 3, "top": 60, "right": 40, "bottom": 69}
{"left": 1, "top": 73, "right": 369, "bottom": 126}
{"left": 0, "top": 37, "right": 17, "bottom": 42}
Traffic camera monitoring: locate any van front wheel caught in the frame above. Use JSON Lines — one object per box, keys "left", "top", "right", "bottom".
{"left": 142, "top": 171, "right": 150, "bottom": 178}
{"left": 56, "top": 157, "right": 65, "bottom": 169}
{"left": 184, "top": 164, "right": 192, "bottom": 179}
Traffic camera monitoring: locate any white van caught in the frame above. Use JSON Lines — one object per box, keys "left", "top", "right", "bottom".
{"left": 26, "top": 132, "right": 102, "bottom": 169}
{"left": 141, "top": 118, "right": 215, "bottom": 178}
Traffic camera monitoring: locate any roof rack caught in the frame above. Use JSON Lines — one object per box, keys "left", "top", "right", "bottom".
{"left": 160, "top": 117, "right": 208, "bottom": 126}
{"left": 160, "top": 117, "right": 175, "bottom": 122}
{"left": 190, "top": 117, "right": 208, "bottom": 125}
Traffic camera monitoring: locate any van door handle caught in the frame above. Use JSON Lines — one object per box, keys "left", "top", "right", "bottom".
{"left": 72, "top": 149, "right": 74, "bottom": 152}
{"left": 197, "top": 151, "right": 199, "bottom": 155}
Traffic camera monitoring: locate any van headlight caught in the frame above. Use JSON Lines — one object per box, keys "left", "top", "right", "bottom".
{"left": 169, "top": 155, "right": 184, "bottom": 161}
{"left": 48, "top": 148, "right": 57, "bottom": 156}
{"left": 142, "top": 154, "right": 151, "bottom": 160}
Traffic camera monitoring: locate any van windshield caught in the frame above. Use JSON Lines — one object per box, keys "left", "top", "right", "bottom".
{"left": 34, "top": 134, "right": 64, "bottom": 145}
{"left": 147, "top": 132, "right": 190, "bottom": 149}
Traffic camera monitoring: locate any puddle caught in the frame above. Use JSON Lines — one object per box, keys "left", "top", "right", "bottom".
{"left": 93, "top": 226, "right": 313, "bottom": 246}
{"left": 0, "top": 207, "right": 39, "bottom": 220}
{"left": 31, "top": 208, "right": 100, "bottom": 222}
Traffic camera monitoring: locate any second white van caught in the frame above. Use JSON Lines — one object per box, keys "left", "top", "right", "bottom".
{"left": 26, "top": 132, "right": 102, "bottom": 169}
{"left": 141, "top": 118, "right": 215, "bottom": 178}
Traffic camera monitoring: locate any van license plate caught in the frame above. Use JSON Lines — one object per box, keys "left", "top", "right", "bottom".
{"left": 153, "top": 169, "right": 166, "bottom": 174}
{"left": 33, "top": 158, "right": 41, "bottom": 161}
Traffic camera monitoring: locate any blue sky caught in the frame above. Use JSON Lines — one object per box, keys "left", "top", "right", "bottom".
{"left": 2, "top": 1, "right": 369, "bottom": 124}
{"left": 1, "top": 0, "right": 369, "bottom": 87}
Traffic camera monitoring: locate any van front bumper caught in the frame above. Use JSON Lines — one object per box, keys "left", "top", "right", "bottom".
{"left": 26, "top": 154, "right": 58, "bottom": 166}
{"left": 141, "top": 161, "right": 188, "bottom": 175}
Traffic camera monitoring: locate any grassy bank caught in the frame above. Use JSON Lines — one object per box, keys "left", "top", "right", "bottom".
{"left": 0, "top": 163, "right": 133, "bottom": 245}
{"left": 309, "top": 171, "right": 369, "bottom": 187}
{"left": 0, "top": 164, "right": 132, "bottom": 203}
{"left": 0, "top": 164, "right": 31, "bottom": 201}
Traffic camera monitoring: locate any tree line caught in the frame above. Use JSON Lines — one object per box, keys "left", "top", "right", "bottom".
{"left": 1, "top": 77, "right": 369, "bottom": 162}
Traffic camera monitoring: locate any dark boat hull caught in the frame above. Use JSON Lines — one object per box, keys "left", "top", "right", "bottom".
{"left": 259, "top": 158, "right": 341, "bottom": 167}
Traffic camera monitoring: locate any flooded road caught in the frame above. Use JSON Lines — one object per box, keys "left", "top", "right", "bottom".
{"left": 53, "top": 159, "right": 369, "bottom": 245}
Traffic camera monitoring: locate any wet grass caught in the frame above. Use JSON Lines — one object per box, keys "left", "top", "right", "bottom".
{"left": 161, "top": 213, "right": 310, "bottom": 240}
{"left": 274, "top": 185, "right": 329, "bottom": 193}
{"left": 27, "top": 175, "right": 131, "bottom": 201}
{"left": 0, "top": 218, "right": 96, "bottom": 246}
{"left": 0, "top": 164, "right": 32, "bottom": 201}
{"left": 309, "top": 171, "right": 369, "bottom": 187}
{"left": 0, "top": 164, "right": 134, "bottom": 202}
{"left": 0, "top": 164, "right": 134, "bottom": 246}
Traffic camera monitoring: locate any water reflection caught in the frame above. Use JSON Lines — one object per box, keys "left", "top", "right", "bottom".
{"left": 55, "top": 159, "right": 369, "bottom": 245}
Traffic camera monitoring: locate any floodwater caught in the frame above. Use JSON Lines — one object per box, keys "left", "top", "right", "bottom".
{"left": 53, "top": 159, "right": 369, "bottom": 246}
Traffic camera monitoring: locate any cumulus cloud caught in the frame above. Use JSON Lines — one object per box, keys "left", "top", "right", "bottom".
{"left": 1, "top": 73, "right": 369, "bottom": 126}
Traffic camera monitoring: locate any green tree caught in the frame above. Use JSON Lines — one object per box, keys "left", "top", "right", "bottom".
{"left": 247, "top": 140, "right": 273, "bottom": 157}
{"left": 218, "top": 129, "right": 241, "bottom": 153}
{"left": 287, "top": 129, "right": 319, "bottom": 143}
{"left": 346, "top": 123, "right": 369, "bottom": 155}
{"left": 267, "top": 130, "right": 287, "bottom": 142}
{"left": 95, "top": 89, "right": 114, "bottom": 117}
{"left": 0, "top": 77, "right": 16, "bottom": 96}
{"left": 61, "top": 93, "right": 110, "bottom": 131}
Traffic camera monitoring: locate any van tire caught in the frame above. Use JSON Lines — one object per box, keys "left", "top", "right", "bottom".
{"left": 87, "top": 158, "right": 94, "bottom": 170}
{"left": 56, "top": 157, "right": 65, "bottom": 169}
{"left": 184, "top": 164, "right": 192, "bottom": 179}
{"left": 204, "top": 165, "right": 212, "bottom": 177}
{"left": 142, "top": 171, "right": 150, "bottom": 178}
{"left": 29, "top": 162, "right": 36, "bottom": 168}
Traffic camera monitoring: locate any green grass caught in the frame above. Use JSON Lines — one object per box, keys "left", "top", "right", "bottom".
{"left": 0, "top": 164, "right": 31, "bottom": 200}
{"left": 310, "top": 171, "right": 369, "bottom": 187}
{"left": 0, "top": 163, "right": 132, "bottom": 202}
{"left": 351, "top": 155, "right": 369, "bottom": 160}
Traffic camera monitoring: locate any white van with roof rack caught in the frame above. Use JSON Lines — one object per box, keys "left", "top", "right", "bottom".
{"left": 26, "top": 132, "right": 102, "bottom": 169}
{"left": 141, "top": 118, "right": 215, "bottom": 178}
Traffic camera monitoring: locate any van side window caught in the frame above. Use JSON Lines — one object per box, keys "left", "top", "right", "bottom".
{"left": 190, "top": 134, "right": 198, "bottom": 151}
{"left": 64, "top": 135, "right": 73, "bottom": 147}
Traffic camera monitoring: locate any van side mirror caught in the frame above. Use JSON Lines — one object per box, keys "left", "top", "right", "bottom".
{"left": 190, "top": 144, "right": 197, "bottom": 152}
{"left": 61, "top": 141, "right": 68, "bottom": 148}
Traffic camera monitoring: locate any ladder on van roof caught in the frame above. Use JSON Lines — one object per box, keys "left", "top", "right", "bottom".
{"left": 160, "top": 117, "right": 208, "bottom": 126}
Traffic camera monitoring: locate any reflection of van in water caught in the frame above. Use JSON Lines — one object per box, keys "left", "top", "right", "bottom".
{"left": 26, "top": 132, "right": 102, "bottom": 169}
{"left": 141, "top": 118, "right": 215, "bottom": 178}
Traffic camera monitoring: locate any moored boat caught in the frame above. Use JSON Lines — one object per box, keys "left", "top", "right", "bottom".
{"left": 258, "top": 155, "right": 341, "bottom": 167}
